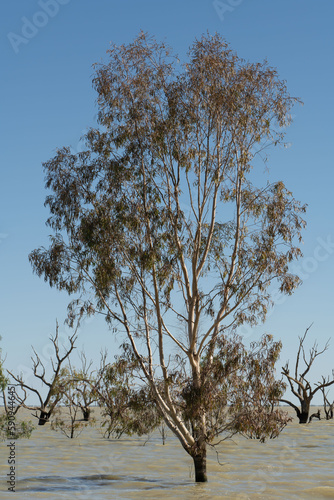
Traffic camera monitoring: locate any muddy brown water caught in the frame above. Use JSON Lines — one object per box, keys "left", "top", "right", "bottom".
{"left": 0, "top": 407, "right": 333, "bottom": 499}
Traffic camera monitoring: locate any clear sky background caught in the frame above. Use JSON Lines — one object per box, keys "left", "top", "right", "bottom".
{"left": 1, "top": 0, "right": 333, "bottom": 404}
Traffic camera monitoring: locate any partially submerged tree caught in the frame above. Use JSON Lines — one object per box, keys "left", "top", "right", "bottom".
{"left": 7, "top": 323, "right": 77, "bottom": 425}
{"left": 280, "top": 325, "right": 334, "bottom": 423}
{"left": 62, "top": 350, "right": 105, "bottom": 422}
{"left": 29, "top": 32, "right": 306, "bottom": 481}
{"left": 161, "top": 333, "right": 290, "bottom": 447}
{"left": 99, "top": 335, "right": 288, "bottom": 444}
{"left": 321, "top": 383, "right": 333, "bottom": 420}
{"left": 50, "top": 368, "right": 95, "bottom": 439}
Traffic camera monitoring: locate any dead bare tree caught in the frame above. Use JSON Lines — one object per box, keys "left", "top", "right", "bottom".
{"left": 320, "top": 383, "right": 334, "bottom": 420}
{"left": 7, "top": 322, "right": 77, "bottom": 425}
{"left": 280, "top": 325, "right": 334, "bottom": 423}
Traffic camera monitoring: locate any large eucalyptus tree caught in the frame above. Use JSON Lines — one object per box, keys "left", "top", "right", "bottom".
{"left": 30, "top": 32, "right": 306, "bottom": 482}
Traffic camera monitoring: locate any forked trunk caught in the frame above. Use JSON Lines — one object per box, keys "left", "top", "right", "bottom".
{"left": 192, "top": 448, "right": 207, "bottom": 482}
{"left": 38, "top": 410, "right": 50, "bottom": 426}
{"left": 82, "top": 408, "right": 91, "bottom": 421}
{"left": 298, "top": 400, "right": 310, "bottom": 424}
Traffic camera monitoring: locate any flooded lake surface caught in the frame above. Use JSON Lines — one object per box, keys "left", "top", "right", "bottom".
{"left": 1, "top": 407, "right": 333, "bottom": 499}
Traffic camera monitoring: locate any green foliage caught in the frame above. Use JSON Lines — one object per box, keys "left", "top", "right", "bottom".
{"left": 0, "top": 414, "right": 35, "bottom": 441}
{"left": 57, "top": 352, "right": 101, "bottom": 422}
{"left": 98, "top": 354, "right": 162, "bottom": 439}
{"left": 169, "top": 333, "right": 289, "bottom": 443}
{"left": 47, "top": 360, "right": 98, "bottom": 438}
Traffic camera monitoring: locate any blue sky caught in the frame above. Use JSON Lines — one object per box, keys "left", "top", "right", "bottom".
{"left": 1, "top": 0, "right": 334, "bottom": 404}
